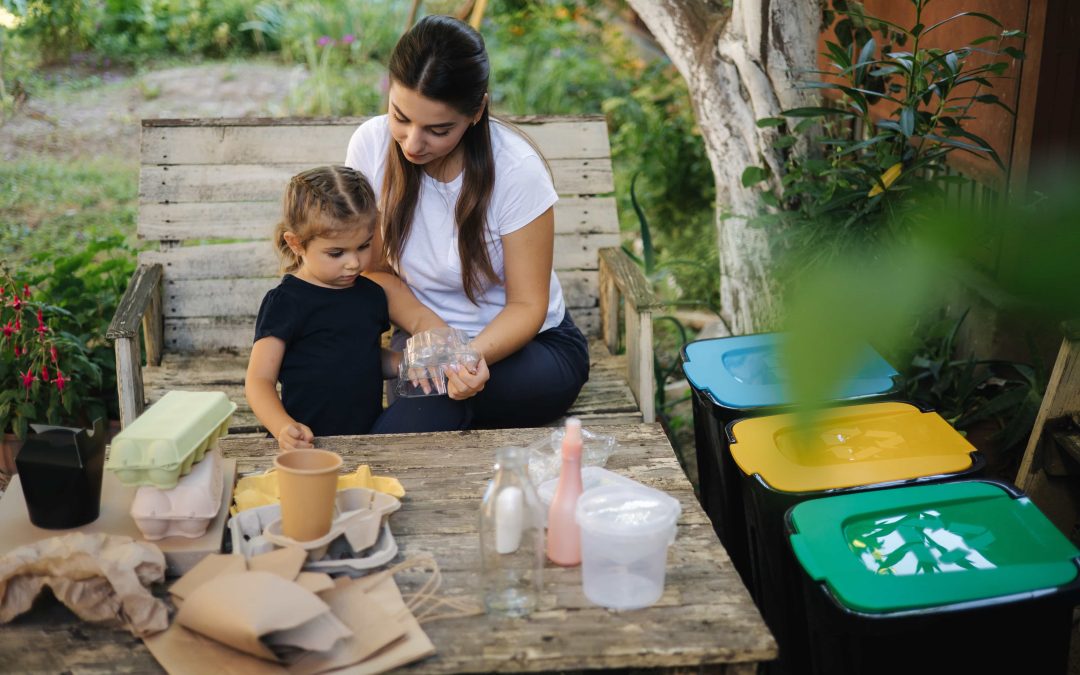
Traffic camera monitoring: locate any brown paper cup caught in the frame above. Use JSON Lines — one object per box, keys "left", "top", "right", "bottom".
{"left": 274, "top": 450, "right": 343, "bottom": 542}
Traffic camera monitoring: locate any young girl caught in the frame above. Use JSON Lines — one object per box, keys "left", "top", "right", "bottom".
{"left": 245, "top": 165, "right": 456, "bottom": 450}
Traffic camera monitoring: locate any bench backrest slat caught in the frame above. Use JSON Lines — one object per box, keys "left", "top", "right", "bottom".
{"left": 139, "top": 115, "right": 616, "bottom": 353}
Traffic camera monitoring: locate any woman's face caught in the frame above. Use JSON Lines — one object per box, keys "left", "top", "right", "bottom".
{"left": 387, "top": 83, "right": 481, "bottom": 166}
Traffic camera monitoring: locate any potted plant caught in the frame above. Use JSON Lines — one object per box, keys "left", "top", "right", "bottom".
{"left": 0, "top": 261, "right": 107, "bottom": 527}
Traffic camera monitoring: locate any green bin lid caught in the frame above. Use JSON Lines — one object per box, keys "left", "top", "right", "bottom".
{"left": 789, "top": 481, "right": 1080, "bottom": 614}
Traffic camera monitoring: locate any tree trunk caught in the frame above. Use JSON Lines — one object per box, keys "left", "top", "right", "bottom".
{"left": 625, "top": 0, "right": 820, "bottom": 334}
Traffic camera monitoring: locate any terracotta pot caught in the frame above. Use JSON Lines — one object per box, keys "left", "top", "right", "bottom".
{"left": 274, "top": 449, "right": 342, "bottom": 542}
{"left": 1, "top": 433, "right": 21, "bottom": 476}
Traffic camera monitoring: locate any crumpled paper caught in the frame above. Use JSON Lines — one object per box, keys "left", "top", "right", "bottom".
{"left": 0, "top": 532, "right": 169, "bottom": 637}
{"left": 232, "top": 465, "right": 404, "bottom": 515}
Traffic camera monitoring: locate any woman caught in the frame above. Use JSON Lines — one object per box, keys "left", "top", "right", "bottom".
{"left": 346, "top": 14, "right": 590, "bottom": 433}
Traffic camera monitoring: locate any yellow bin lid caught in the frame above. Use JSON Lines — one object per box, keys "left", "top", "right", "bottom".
{"left": 729, "top": 402, "right": 977, "bottom": 493}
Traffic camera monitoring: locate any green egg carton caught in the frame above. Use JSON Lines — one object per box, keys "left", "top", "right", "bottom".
{"left": 106, "top": 390, "right": 237, "bottom": 489}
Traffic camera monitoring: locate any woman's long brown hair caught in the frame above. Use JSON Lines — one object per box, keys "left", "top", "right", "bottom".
{"left": 382, "top": 15, "right": 497, "bottom": 304}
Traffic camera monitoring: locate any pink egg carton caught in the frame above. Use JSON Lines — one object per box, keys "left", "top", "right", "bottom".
{"left": 130, "top": 448, "right": 223, "bottom": 541}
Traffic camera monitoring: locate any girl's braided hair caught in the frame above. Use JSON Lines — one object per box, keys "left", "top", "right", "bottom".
{"left": 274, "top": 165, "right": 377, "bottom": 273}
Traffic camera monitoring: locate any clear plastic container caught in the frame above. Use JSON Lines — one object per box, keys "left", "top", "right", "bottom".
{"left": 575, "top": 484, "right": 682, "bottom": 610}
{"left": 395, "top": 327, "right": 480, "bottom": 397}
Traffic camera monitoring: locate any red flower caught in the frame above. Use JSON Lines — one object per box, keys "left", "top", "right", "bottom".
{"left": 54, "top": 370, "right": 67, "bottom": 392}
{"left": 10, "top": 296, "right": 21, "bottom": 311}
{"left": 36, "top": 308, "right": 44, "bottom": 325}
{"left": 41, "top": 365, "right": 50, "bottom": 382}
{"left": 35, "top": 323, "right": 48, "bottom": 338}
{"left": 0, "top": 286, "right": 5, "bottom": 296}
{"left": 12, "top": 345, "right": 19, "bottom": 357}
{"left": 22, "top": 284, "right": 29, "bottom": 299}
{"left": 1, "top": 321, "right": 11, "bottom": 338}
{"left": 49, "top": 345, "right": 58, "bottom": 363}
{"left": 13, "top": 317, "right": 20, "bottom": 332}
{"left": 21, "top": 367, "right": 35, "bottom": 391}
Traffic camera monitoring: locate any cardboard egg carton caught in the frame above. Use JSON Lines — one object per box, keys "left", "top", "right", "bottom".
{"left": 130, "top": 448, "right": 224, "bottom": 541}
{"left": 106, "top": 391, "right": 236, "bottom": 489}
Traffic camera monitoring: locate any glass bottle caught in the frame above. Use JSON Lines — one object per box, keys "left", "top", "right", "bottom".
{"left": 479, "top": 446, "right": 545, "bottom": 616}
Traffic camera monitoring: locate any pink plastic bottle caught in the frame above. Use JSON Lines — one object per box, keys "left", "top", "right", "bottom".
{"left": 546, "top": 417, "right": 584, "bottom": 566}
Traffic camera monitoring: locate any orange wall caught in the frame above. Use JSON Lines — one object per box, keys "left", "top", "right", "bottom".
{"left": 817, "top": 1, "right": 1029, "bottom": 186}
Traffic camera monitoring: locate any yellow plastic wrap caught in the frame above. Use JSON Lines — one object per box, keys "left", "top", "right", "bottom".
{"left": 231, "top": 465, "right": 405, "bottom": 515}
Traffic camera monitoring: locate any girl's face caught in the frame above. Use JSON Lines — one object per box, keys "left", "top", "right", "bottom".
{"left": 388, "top": 83, "right": 484, "bottom": 168}
{"left": 286, "top": 221, "right": 375, "bottom": 289}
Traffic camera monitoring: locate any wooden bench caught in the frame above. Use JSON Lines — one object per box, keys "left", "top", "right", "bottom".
{"left": 107, "top": 116, "right": 660, "bottom": 432}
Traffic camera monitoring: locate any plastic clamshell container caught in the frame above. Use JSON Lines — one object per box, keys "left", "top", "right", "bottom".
{"left": 729, "top": 401, "right": 977, "bottom": 493}
{"left": 228, "top": 488, "right": 400, "bottom": 576}
{"left": 130, "top": 448, "right": 223, "bottom": 541}
{"left": 537, "top": 466, "right": 645, "bottom": 508}
{"left": 682, "top": 332, "right": 899, "bottom": 412}
{"left": 789, "top": 481, "right": 1080, "bottom": 613}
{"left": 106, "top": 391, "right": 236, "bottom": 489}
{"left": 575, "top": 484, "right": 682, "bottom": 610}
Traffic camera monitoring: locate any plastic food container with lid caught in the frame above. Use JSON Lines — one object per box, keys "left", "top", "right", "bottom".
{"left": 574, "top": 484, "right": 682, "bottom": 610}
{"left": 681, "top": 332, "right": 899, "bottom": 583}
{"left": 106, "top": 390, "right": 236, "bottom": 489}
{"left": 787, "top": 480, "right": 1080, "bottom": 675}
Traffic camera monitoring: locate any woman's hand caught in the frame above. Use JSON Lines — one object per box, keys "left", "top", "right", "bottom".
{"left": 276, "top": 423, "right": 314, "bottom": 451}
{"left": 446, "top": 357, "right": 489, "bottom": 400}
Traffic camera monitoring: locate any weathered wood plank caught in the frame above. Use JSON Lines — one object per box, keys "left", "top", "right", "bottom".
{"left": 138, "top": 196, "right": 619, "bottom": 241}
{"left": 161, "top": 271, "right": 600, "bottom": 320}
{"left": 599, "top": 247, "right": 661, "bottom": 311}
{"left": 140, "top": 159, "right": 613, "bottom": 203}
{"left": 141, "top": 118, "right": 611, "bottom": 165}
{"left": 106, "top": 263, "right": 162, "bottom": 340}
{"left": 160, "top": 307, "right": 600, "bottom": 352}
{"left": 114, "top": 336, "right": 144, "bottom": 429}
{"left": 141, "top": 236, "right": 616, "bottom": 283}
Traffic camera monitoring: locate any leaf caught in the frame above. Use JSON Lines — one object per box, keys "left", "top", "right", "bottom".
{"left": 782, "top": 106, "right": 860, "bottom": 118}
{"left": 856, "top": 37, "right": 877, "bottom": 79}
{"left": 900, "top": 107, "right": 915, "bottom": 137}
{"left": 772, "top": 135, "right": 798, "bottom": 150}
{"left": 741, "top": 165, "right": 769, "bottom": 188}
{"left": 761, "top": 192, "right": 781, "bottom": 208}
{"left": 756, "top": 117, "right": 786, "bottom": 128}
{"left": 1002, "top": 46, "right": 1026, "bottom": 61}
{"left": 922, "top": 12, "right": 1003, "bottom": 38}
{"left": 629, "top": 174, "right": 655, "bottom": 275}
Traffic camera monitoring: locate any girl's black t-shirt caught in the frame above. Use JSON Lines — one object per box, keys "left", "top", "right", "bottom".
{"left": 253, "top": 274, "right": 389, "bottom": 436}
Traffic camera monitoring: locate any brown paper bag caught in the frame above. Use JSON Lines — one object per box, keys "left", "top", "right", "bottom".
{"left": 176, "top": 571, "right": 351, "bottom": 661}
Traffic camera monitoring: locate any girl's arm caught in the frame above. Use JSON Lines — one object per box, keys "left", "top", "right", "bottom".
{"left": 245, "top": 336, "right": 314, "bottom": 450}
{"left": 470, "top": 206, "right": 554, "bottom": 364}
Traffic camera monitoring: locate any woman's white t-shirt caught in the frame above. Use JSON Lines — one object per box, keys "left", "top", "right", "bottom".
{"left": 345, "top": 116, "right": 565, "bottom": 337}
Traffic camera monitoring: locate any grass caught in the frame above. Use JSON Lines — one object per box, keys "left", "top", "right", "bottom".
{"left": 0, "top": 156, "right": 138, "bottom": 271}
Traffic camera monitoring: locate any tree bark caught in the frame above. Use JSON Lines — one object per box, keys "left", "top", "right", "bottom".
{"left": 625, "top": 0, "right": 820, "bottom": 333}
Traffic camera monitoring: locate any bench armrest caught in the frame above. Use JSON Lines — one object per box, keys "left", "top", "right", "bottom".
{"left": 598, "top": 247, "right": 662, "bottom": 423}
{"left": 106, "top": 263, "right": 163, "bottom": 428}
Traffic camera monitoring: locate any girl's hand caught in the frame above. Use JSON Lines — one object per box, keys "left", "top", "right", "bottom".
{"left": 446, "top": 357, "right": 489, "bottom": 400}
{"left": 277, "top": 423, "right": 315, "bottom": 451}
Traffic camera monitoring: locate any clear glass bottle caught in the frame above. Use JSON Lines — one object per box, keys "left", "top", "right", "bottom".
{"left": 479, "top": 446, "right": 545, "bottom": 616}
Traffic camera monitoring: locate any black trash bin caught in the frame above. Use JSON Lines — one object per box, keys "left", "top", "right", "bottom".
{"left": 787, "top": 479, "right": 1080, "bottom": 675}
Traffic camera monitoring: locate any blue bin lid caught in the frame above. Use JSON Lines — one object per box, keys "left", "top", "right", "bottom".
{"left": 682, "top": 332, "right": 898, "bottom": 410}
{"left": 788, "top": 481, "right": 1080, "bottom": 614}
